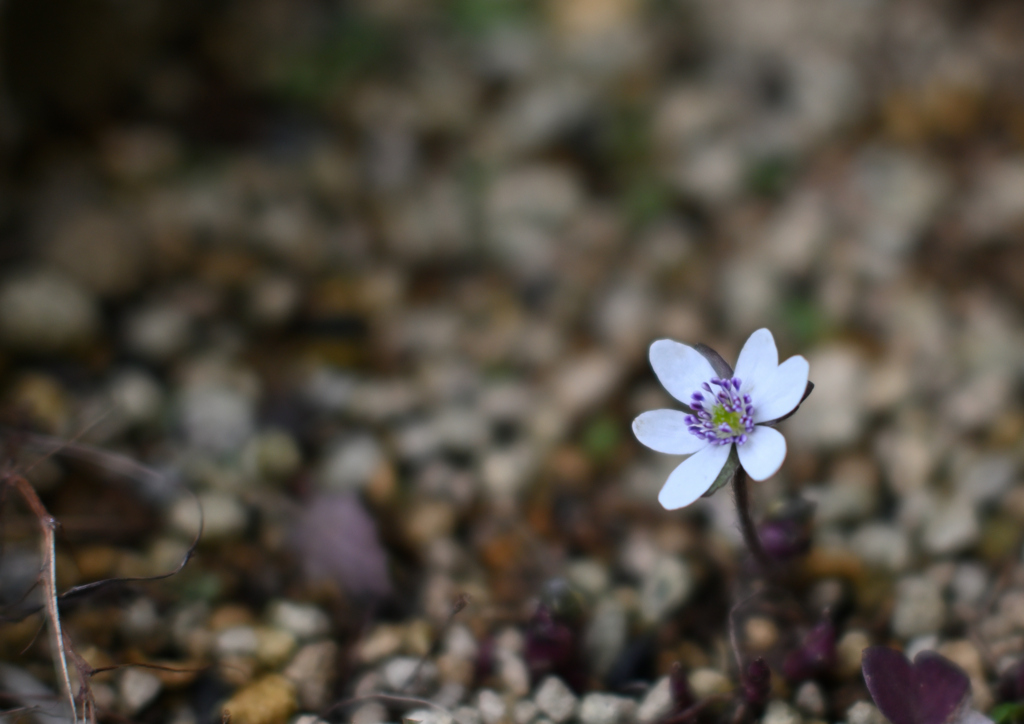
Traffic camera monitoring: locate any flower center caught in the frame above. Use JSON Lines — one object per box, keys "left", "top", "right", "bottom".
{"left": 685, "top": 376, "right": 755, "bottom": 446}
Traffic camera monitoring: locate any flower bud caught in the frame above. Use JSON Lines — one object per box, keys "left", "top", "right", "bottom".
{"left": 743, "top": 658, "right": 772, "bottom": 708}
{"left": 783, "top": 619, "right": 836, "bottom": 682}
{"left": 669, "top": 662, "right": 696, "bottom": 711}
{"left": 757, "top": 498, "right": 814, "bottom": 563}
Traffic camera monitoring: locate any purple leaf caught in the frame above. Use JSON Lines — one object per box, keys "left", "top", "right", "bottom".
{"left": 863, "top": 647, "right": 916, "bottom": 724}
{"left": 862, "top": 647, "right": 972, "bottom": 724}
{"left": 289, "top": 493, "right": 392, "bottom": 599}
{"left": 914, "top": 651, "right": 972, "bottom": 724}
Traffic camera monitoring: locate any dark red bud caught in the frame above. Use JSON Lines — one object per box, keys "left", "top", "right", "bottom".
{"left": 783, "top": 620, "right": 836, "bottom": 682}
{"left": 744, "top": 657, "right": 772, "bottom": 708}
{"left": 669, "top": 662, "right": 696, "bottom": 710}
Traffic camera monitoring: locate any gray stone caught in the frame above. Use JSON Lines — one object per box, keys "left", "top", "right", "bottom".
{"left": 0, "top": 268, "right": 99, "bottom": 352}
{"left": 846, "top": 702, "right": 886, "bottom": 724}
{"left": 640, "top": 556, "right": 693, "bottom": 624}
{"left": 180, "top": 385, "right": 254, "bottom": 454}
{"left": 892, "top": 576, "right": 945, "bottom": 638}
{"left": 762, "top": 700, "right": 801, "bottom": 724}
{"left": 850, "top": 149, "right": 949, "bottom": 265}
{"left": 955, "top": 454, "right": 1015, "bottom": 505}
{"left": 119, "top": 668, "right": 162, "bottom": 715}
{"left": 268, "top": 601, "right": 330, "bottom": 641}
{"left": 498, "top": 652, "right": 531, "bottom": 697}
{"left": 788, "top": 345, "right": 866, "bottom": 447}
{"left": 405, "top": 708, "right": 453, "bottom": 724}
{"left": 243, "top": 430, "right": 302, "bottom": 481}
{"left": 578, "top": 693, "right": 636, "bottom": 724}
{"left": 215, "top": 626, "right": 260, "bottom": 657}
{"left": 584, "top": 596, "right": 628, "bottom": 679}
{"left": 319, "top": 435, "right": 385, "bottom": 491}
{"left": 566, "top": 560, "right": 610, "bottom": 599}
{"left": 476, "top": 689, "right": 507, "bottom": 724}
{"left": 283, "top": 641, "right": 339, "bottom": 710}
{"left": 382, "top": 656, "right": 437, "bottom": 693}
{"left": 171, "top": 491, "right": 247, "bottom": 541}
{"left": 45, "top": 209, "right": 144, "bottom": 297}
{"left": 636, "top": 677, "right": 673, "bottom": 724}
{"left": 514, "top": 700, "right": 539, "bottom": 724}
{"left": 454, "top": 706, "right": 484, "bottom": 724}
{"left": 962, "top": 159, "right": 1024, "bottom": 239}
{"left": 123, "top": 303, "right": 193, "bottom": 360}
{"left": 533, "top": 676, "right": 577, "bottom": 723}
{"left": 921, "top": 497, "right": 979, "bottom": 556}
{"left": 482, "top": 445, "right": 539, "bottom": 502}
{"left": 850, "top": 523, "right": 910, "bottom": 571}
{"left": 952, "top": 563, "right": 989, "bottom": 607}
{"left": 109, "top": 369, "right": 164, "bottom": 424}
{"left": 794, "top": 681, "right": 826, "bottom": 718}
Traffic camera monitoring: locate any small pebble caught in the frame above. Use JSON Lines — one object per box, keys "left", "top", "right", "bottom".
{"left": 358, "top": 624, "right": 405, "bottom": 664}
{"left": 350, "top": 706, "right": 385, "bottom": 724}
{"left": 454, "top": 706, "right": 484, "bottom": 724}
{"left": 0, "top": 268, "right": 99, "bottom": 352}
{"left": 744, "top": 617, "right": 779, "bottom": 652}
{"left": 514, "top": 699, "right": 539, "bottom": 724}
{"left": 688, "top": 669, "right": 731, "bottom": 699}
{"left": 836, "top": 630, "right": 872, "bottom": 679}
{"left": 283, "top": 641, "right": 338, "bottom": 710}
{"left": 846, "top": 702, "right": 886, "bottom": 724}
{"left": 119, "top": 668, "right": 162, "bottom": 714}
{"left": 268, "top": 601, "right": 331, "bottom": 641}
{"left": 762, "top": 700, "right": 801, "bottom": 724}
{"left": 578, "top": 693, "right": 637, "bottom": 724}
{"left": 795, "top": 681, "right": 826, "bottom": 718}
{"left": 639, "top": 555, "right": 693, "bottom": 624}
{"left": 171, "top": 492, "right": 248, "bottom": 541}
{"left": 222, "top": 675, "right": 297, "bottom": 724}
{"left": 533, "top": 676, "right": 578, "bottom": 723}
{"left": 476, "top": 689, "right": 507, "bottom": 724}
{"left": 892, "top": 576, "right": 945, "bottom": 638}
{"left": 498, "top": 651, "right": 531, "bottom": 697}
{"left": 636, "top": 677, "right": 673, "bottom": 724}
{"left": 405, "top": 708, "right": 454, "bottom": 724}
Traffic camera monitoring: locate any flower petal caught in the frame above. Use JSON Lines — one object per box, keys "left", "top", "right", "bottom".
{"left": 633, "top": 410, "right": 710, "bottom": 455}
{"left": 737, "top": 425, "right": 786, "bottom": 481}
{"left": 752, "top": 355, "right": 810, "bottom": 423}
{"left": 658, "top": 442, "right": 733, "bottom": 510}
{"left": 734, "top": 328, "right": 778, "bottom": 395}
{"left": 649, "top": 339, "right": 718, "bottom": 404}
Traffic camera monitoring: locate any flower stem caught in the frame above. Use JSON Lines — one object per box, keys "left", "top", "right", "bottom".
{"left": 732, "top": 469, "right": 773, "bottom": 573}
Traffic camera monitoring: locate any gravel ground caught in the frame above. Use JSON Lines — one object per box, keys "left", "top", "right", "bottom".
{"left": 2, "top": 2, "right": 1024, "bottom": 724}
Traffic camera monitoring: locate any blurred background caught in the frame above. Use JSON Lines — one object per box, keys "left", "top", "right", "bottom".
{"left": 2, "top": 0, "right": 1024, "bottom": 723}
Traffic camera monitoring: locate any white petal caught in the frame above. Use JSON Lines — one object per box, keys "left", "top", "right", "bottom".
{"left": 733, "top": 328, "right": 778, "bottom": 395}
{"left": 649, "top": 339, "right": 718, "bottom": 405}
{"left": 737, "top": 425, "right": 787, "bottom": 481}
{"left": 752, "top": 355, "right": 810, "bottom": 423}
{"left": 633, "top": 410, "right": 710, "bottom": 455}
{"left": 658, "top": 442, "right": 732, "bottom": 510}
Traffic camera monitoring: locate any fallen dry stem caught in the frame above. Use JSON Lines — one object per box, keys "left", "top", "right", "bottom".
{"left": 8, "top": 472, "right": 78, "bottom": 723}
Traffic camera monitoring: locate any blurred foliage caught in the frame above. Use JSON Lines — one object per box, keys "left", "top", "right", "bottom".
{"left": 269, "top": 15, "right": 394, "bottom": 105}
{"left": 443, "top": 0, "right": 539, "bottom": 35}
{"left": 747, "top": 155, "right": 797, "bottom": 198}
{"left": 991, "top": 703, "right": 1024, "bottom": 724}
{"left": 583, "top": 414, "right": 620, "bottom": 462}
{"left": 781, "top": 295, "right": 830, "bottom": 347}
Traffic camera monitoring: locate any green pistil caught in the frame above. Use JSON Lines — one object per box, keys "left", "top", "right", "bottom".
{"left": 710, "top": 405, "right": 742, "bottom": 433}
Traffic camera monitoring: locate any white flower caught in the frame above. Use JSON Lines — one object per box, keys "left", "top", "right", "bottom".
{"left": 632, "top": 328, "right": 810, "bottom": 510}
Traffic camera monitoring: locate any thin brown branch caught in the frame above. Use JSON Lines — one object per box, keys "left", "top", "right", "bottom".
{"left": 9, "top": 473, "right": 77, "bottom": 723}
